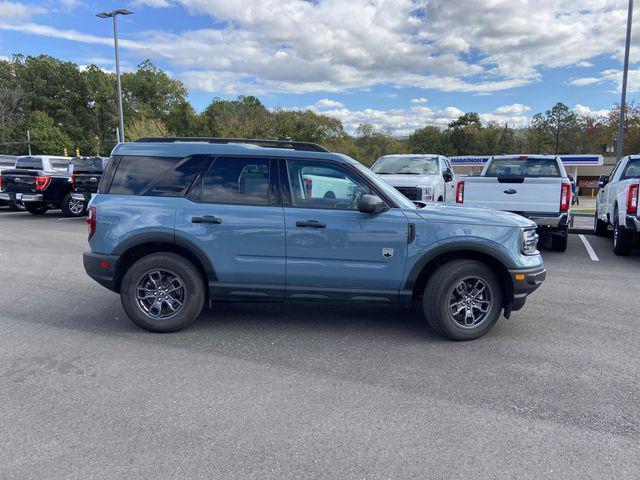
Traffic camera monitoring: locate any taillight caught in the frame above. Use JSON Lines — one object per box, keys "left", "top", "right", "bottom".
{"left": 303, "top": 178, "right": 313, "bottom": 198}
{"left": 455, "top": 181, "right": 465, "bottom": 204}
{"left": 35, "top": 176, "right": 51, "bottom": 191}
{"left": 628, "top": 184, "right": 639, "bottom": 215}
{"left": 87, "top": 206, "right": 96, "bottom": 240}
{"left": 0, "top": 174, "right": 3, "bottom": 192}
{"left": 71, "top": 174, "right": 76, "bottom": 189}
{"left": 560, "top": 183, "right": 571, "bottom": 212}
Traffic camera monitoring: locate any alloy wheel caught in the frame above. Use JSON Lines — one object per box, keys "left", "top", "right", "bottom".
{"left": 135, "top": 269, "right": 186, "bottom": 320}
{"left": 447, "top": 277, "right": 493, "bottom": 328}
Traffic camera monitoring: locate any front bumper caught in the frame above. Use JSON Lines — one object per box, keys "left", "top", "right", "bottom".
{"left": 83, "top": 251, "right": 120, "bottom": 292}
{"left": 507, "top": 265, "right": 546, "bottom": 313}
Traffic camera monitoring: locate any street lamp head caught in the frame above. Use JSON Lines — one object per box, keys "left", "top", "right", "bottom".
{"left": 96, "top": 9, "right": 134, "bottom": 19}
{"left": 96, "top": 12, "right": 113, "bottom": 18}
{"left": 114, "top": 9, "right": 134, "bottom": 15}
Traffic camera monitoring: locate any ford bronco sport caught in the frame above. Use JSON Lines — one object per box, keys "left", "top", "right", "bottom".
{"left": 84, "top": 138, "right": 546, "bottom": 341}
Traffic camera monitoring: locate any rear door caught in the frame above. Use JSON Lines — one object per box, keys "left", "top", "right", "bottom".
{"left": 280, "top": 159, "right": 409, "bottom": 302}
{"left": 175, "top": 156, "right": 285, "bottom": 299}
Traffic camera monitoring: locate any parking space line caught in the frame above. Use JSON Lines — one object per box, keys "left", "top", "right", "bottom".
{"left": 578, "top": 234, "right": 600, "bottom": 262}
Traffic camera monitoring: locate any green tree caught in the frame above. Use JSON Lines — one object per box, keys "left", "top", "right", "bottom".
{"left": 27, "top": 110, "right": 72, "bottom": 155}
{"left": 407, "top": 125, "right": 453, "bottom": 154}
{"left": 544, "top": 102, "right": 577, "bottom": 154}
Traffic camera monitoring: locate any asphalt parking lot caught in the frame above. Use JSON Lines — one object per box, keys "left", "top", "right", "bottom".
{"left": 0, "top": 208, "right": 639, "bottom": 479}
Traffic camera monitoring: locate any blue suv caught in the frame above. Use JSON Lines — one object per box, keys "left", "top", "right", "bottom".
{"left": 84, "top": 138, "right": 546, "bottom": 340}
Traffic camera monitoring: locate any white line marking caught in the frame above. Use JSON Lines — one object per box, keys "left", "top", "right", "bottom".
{"left": 0, "top": 210, "right": 28, "bottom": 215}
{"left": 578, "top": 234, "right": 600, "bottom": 262}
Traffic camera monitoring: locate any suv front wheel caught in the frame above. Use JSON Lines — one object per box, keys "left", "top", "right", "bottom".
{"left": 423, "top": 259, "right": 503, "bottom": 341}
{"left": 120, "top": 252, "right": 206, "bottom": 332}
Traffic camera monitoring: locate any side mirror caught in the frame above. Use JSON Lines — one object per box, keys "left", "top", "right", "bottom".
{"left": 443, "top": 169, "right": 453, "bottom": 183}
{"left": 358, "top": 194, "right": 388, "bottom": 214}
{"left": 598, "top": 174, "right": 608, "bottom": 188}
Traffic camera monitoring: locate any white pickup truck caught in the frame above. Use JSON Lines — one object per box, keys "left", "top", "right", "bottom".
{"left": 594, "top": 155, "right": 640, "bottom": 255}
{"left": 370, "top": 154, "right": 457, "bottom": 203}
{"left": 456, "top": 155, "right": 571, "bottom": 251}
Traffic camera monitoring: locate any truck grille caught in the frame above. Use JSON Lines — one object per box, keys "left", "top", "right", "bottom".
{"left": 395, "top": 186, "right": 421, "bottom": 200}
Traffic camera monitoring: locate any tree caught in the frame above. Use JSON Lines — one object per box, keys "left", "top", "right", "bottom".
{"left": 544, "top": 102, "right": 577, "bottom": 154}
{"left": 27, "top": 111, "right": 72, "bottom": 155}
{"left": 448, "top": 112, "right": 481, "bottom": 129}
{"left": 408, "top": 125, "right": 453, "bottom": 154}
{"left": 525, "top": 113, "right": 552, "bottom": 154}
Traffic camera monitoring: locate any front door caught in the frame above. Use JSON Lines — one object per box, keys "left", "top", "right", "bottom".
{"left": 281, "top": 159, "right": 409, "bottom": 302}
{"left": 175, "top": 156, "right": 285, "bottom": 299}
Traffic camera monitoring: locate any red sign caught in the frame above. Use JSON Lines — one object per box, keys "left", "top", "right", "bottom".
{"left": 579, "top": 180, "right": 599, "bottom": 188}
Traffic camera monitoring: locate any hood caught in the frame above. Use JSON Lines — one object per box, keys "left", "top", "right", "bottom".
{"left": 414, "top": 202, "right": 535, "bottom": 228}
{"left": 379, "top": 174, "right": 441, "bottom": 188}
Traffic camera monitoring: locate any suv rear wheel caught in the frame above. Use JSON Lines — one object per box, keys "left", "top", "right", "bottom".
{"left": 423, "top": 259, "right": 503, "bottom": 341}
{"left": 120, "top": 252, "right": 206, "bottom": 332}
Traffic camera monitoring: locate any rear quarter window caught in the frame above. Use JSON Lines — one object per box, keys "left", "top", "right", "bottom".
{"left": 108, "top": 155, "right": 207, "bottom": 196}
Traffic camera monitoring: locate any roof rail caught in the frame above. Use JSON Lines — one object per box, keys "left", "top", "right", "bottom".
{"left": 134, "top": 137, "right": 329, "bottom": 152}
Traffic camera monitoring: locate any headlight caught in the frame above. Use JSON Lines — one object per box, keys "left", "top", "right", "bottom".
{"left": 418, "top": 185, "right": 433, "bottom": 201}
{"left": 521, "top": 228, "right": 539, "bottom": 255}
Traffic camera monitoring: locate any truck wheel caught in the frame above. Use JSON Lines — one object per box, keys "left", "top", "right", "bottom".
{"left": 120, "top": 252, "right": 206, "bottom": 333}
{"left": 551, "top": 227, "right": 568, "bottom": 252}
{"left": 613, "top": 217, "right": 633, "bottom": 256}
{"left": 594, "top": 209, "right": 608, "bottom": 236}
{"left": 61, "top": 193, "right": 87, "bottom": 217}
{"left": 25, "top": 203, "right": 49, "bottom": 215}
{"left": 423, "top": 259, "right": 503, "bottom": 341}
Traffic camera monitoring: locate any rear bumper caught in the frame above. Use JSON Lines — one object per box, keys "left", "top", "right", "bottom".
{"left": 508, "top": 265, "right": 546, "bottom": 313}
{"left": 83, "top": 251, "right": 120, "bottom": 292}
{"left": 8, "top": 193, "right": 44, "bottom": 203}
{"left": 0, "top": 192, "right": 9, "bottom": 201}
{"left": 526, "top": 212, "right": 569, "bottom": 229}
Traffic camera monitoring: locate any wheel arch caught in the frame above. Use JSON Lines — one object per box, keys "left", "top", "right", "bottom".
{"left": 406, "top": 246, "right": 514, "bottom": 311}
{"left": 112, "top": 234, "right": 215, "bottom": 294}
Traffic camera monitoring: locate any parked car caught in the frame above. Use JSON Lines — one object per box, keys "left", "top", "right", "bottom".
{"left": 455, "top": 155, "right": 571, "bottom": 252}
{"left": 84, "top": 138, "right": 545, "bottom": 341}
{"left": 0, "top": 155, "right": 25, "bottom": 211}
{"left": 69, "top": 156, "right": 108, "bottom": 204}
{"left": 594, "top": 155, "right": 640, "bottom": 255}
{"left": 370, "top": 154, "right": 457, "bottom": 203}
{"left": 1, "top": 155, "right": 87, "bottom": 217}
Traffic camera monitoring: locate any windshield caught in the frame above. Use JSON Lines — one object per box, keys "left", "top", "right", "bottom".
{"left": 372, "top": 156, "right": 440, "bottom": 175}
{"left": 485, "top": 158, "right": 560, "bottom": 177}
{"left": 71, "top": 157, "right": 105, "bottom": 172}
{"left": 16, "top": 157, "right": 43, "bottom": 170}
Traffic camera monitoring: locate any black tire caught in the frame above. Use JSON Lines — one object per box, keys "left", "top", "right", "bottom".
{"left": 120, "top": 252, "right": 206, "bottom": 333}
{"left": 61, "top": 193, "right": 87, "bottom": 217}
{"left": 8, "top": 200, "right": 25, "bottom": 211}
{"left": 423, "top": 259, "right": 503, "bottom": 341}
{"left": 323, "top": 191, "right": 336, "bottom": 199}
{"left": 613, "top": 213, "right": 633, "bottom": 256}
{"left": 594, "top": 209, "right": 608, "bottom": 236}
{"left": 25, "top": 203, "right": 49, "bottom": 215}
{"left": 551, "top": 227, "right": 568, "bottom": 252}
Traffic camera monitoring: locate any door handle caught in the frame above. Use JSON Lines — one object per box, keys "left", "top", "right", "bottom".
{"left": 296, "top": 220, "right": 326, "bottom": 228}
{"left": 192, "top": 215, "right": 222, "bottom": 224}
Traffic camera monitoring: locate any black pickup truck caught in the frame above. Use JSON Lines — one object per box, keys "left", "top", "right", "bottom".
{"left": 1, "top": 155, "right": 87, "bottom": 217}
{"left": 69, "top": 156, "right": 108, "bottom": 204}
{"left": 0, "top": 155, "right": 25, "bottom": 210}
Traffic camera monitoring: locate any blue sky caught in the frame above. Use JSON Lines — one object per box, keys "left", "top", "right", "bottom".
{"left": 0, "top": 0, "right": 638, "bottom": 134}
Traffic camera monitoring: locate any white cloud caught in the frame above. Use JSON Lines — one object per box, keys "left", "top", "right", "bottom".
{"left": 314, "top": 98, "right": 344, "bottom": 108}
{"left": 410, "top": 98, "right": 428, "bottom": 104}
{"left": 569, "top": 77, "right": 601, "bottom": 86}
{"left": 480, "top": 104, "right": 531, "bottom": 128}
{"left": 575, "top": 61, "right": 594, "bottom": 67}
{"left": 133, "top": 0, "right": 173, "bottom": 7}
{"left": 493, "top": 103, "right": 531, "bottom": 116}
{"left": 0, "top": 1, "right": 46, "bottom": 21}
{"left": 573, "top": 104, "right": 609, "bottom": 119}
{"left": 0, "top": 1, "right": 637, "bottom": 97}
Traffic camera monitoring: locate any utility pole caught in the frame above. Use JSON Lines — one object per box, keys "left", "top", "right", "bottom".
{"left": 617, "top": 0, "right": 634, "bottom": 162}
{"left": 97, "top": 9, "right": 134, "bottom": 144}
{"left": 26, "top": 129, "right": 31, "bottom": 155}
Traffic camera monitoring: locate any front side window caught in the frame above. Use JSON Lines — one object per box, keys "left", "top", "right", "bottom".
{"left": 621, "top": 159, "right": 640, "bottom": 179}
{"left": 485, "top": 158, "right": 560, "bottom": 177}
{"left": 197, "top": 157, "right": 271, "bottom": 205}
{"left": 287, "top": 160, "right": 371, "bottom": 210}
{"left": 372, "top": 155, "right": 440, "bottom": 175}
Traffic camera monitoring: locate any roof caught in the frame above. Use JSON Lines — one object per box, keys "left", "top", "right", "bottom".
{"left": 112, "top": 140, "right": 351, "bottom": 164}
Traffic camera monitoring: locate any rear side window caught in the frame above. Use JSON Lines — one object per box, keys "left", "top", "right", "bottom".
{"left": 109, "top": 155, "right": 206, "bottom": 196}
{"left": 16, "top": 157, "right": 43, "bottom": 170}
{"left": 485, "top": 158, "right": 560, "bottom": 177}
{"left": 50, "top": 160, "right": 70, "bottom": 171}
{"left": 193, "top": 157, "right": 271, "bottom": 206}
{"left": 621, "top": 159, "right": 640, "bottom": 179}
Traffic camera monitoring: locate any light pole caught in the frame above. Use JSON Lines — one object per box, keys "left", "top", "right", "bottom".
{"left": 96, "top": 9, "right": 133, "bottom": 144}
{"left": 617, "top": 0, "right": 634, "bottom": 162}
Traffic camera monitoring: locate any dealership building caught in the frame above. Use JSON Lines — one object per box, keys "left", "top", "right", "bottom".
{"left": 450, "top": 155, "right": 614, "bottom": 196}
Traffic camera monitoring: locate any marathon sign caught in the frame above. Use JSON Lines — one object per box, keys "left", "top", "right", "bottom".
{"left": 450, "top": 154, "right": 603, "bottom": 166}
